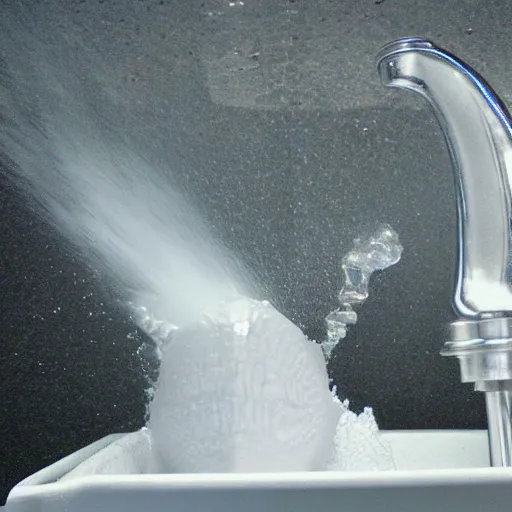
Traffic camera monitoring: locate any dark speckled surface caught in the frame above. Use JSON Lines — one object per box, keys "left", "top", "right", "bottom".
{"left": 3, "top": 0, "right": 512, "bottom": 504}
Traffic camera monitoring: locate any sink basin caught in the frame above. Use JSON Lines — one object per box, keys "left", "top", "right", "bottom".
{"left": 4, "top": 429, "right": 512, "bottom": 512}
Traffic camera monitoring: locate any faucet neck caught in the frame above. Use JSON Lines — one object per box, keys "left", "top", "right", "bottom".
{"left": 378, "top": 38, "right": 512, "bottom": 317}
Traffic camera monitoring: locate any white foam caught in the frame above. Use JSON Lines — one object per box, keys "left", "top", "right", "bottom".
{"left": 327, "top": 396, "right": 395, "bottom": 472}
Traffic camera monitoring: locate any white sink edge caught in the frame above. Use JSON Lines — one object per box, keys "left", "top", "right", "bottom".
{"left": 11, "top": 429, "right": 493, "bottom": 488}
{"left": 6, "top": 431, "right": 511, "bottom": 512}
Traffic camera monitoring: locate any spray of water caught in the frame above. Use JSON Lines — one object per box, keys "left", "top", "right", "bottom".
{"left": 0, "top": 7, "right": 258, "bottom": 340}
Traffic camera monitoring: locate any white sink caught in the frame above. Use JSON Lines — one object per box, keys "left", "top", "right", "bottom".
{"left": 5, "top": 430, "right": 512, "bottom": 512}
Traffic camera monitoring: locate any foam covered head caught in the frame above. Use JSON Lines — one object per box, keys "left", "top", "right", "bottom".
{"left": 149, "top": 297, "right": 340, "bottom": 473}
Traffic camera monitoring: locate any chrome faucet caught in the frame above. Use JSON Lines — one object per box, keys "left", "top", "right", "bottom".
{"left": 377, "top": 38, "right": 512, "bottom": 467}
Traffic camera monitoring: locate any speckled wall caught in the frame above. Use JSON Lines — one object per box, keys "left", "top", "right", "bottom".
{"left": 1, "top": 0, "right": 510, "bottom": 504}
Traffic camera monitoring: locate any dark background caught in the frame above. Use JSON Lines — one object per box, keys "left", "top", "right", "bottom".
{"left": 2, "top": 0, "right": 511, "bottom": 505}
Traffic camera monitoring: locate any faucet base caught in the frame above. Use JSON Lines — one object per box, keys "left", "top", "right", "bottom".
{"left": 442, "top": 318, "right": 512, "bottom": 467}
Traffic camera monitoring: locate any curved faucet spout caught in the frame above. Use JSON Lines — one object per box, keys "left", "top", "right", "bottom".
{"left": 377, "top": 37, "right": 512, "bottom": 318}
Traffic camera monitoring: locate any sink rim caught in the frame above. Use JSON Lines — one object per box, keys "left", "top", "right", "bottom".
{"left": 7, "top": 430, "right": 512, "bottom": 512}
{"left": 7, "top": 429, "right": 498, "bottom": 493}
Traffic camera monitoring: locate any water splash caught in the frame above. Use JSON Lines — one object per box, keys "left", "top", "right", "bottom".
{"left": 327, "top": 391, "right": 395, "bottom": 471}
{"left": 0, "top": 5, "right": 396, "bottom": 476}
{"left": 323, "top": 224, "right": 403, "bottom": 358}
